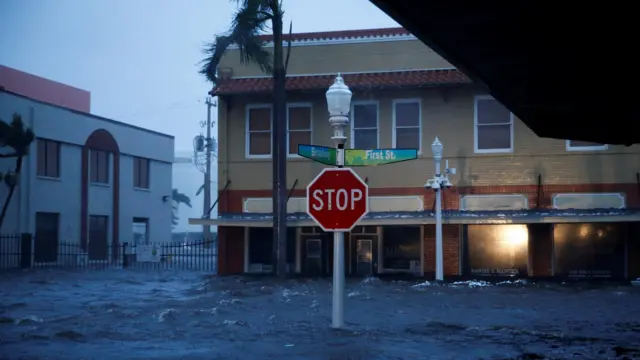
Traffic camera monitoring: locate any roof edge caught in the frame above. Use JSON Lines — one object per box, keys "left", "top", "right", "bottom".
{"left": 228, "top": 27, "right": 415, "bottom": 49}
{"left": 0, "top": 89, "right": 175, "bottom": 140}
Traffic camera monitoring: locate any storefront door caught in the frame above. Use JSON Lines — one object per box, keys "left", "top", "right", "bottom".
{"left": 356, "top": 238, "right": 374, "bottom": 276}
{"left": 305, "top": 238, "right": 323, "bottom": 276}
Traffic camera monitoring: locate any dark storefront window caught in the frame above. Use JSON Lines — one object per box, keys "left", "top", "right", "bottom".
{"left": 248, "top": 228, "right": 296, "bottom": 271}
{"left": 382, "top": 226, "right": 421, "bottom": 271}
{"left": 554, "top": 223, "right": 625, "bottom": 279}
{"left": 465, "top": 225, "right": 529, "bottom": 277}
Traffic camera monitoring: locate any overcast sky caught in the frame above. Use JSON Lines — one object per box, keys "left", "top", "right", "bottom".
{"left": 0, "top": 0, "right": 398, "bottom": 232}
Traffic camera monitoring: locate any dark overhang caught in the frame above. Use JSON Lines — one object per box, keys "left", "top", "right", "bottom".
{"left": 369, "top": 0, "right": 639, "bottom": 145}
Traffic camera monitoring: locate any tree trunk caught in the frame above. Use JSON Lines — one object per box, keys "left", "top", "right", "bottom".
{"left": 0, "top": 155, "right": 23, "bottom": 230}
{"left": 271, "top": 2, "right": 288, "bottom": 279}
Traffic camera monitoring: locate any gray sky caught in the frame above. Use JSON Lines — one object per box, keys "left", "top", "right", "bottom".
{"left": 0, "top": 0, "right": 398, "bottom": 232}
{"left": 0, "top": 0, "right": 398, "bottom": 151}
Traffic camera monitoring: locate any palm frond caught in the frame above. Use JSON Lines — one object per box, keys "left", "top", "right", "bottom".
{"left": 0, "top": 113, "right": 34, "bottom": 156}
{"left": 199, "top": 0, "right": 274, "bottom": 84}
{"left": 199, "top": 35, "right": 234, "bottom": 83}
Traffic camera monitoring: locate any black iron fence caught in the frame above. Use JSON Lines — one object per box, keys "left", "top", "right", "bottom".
{"left": 0, "top": 233, "right": 217, "bottom": 272}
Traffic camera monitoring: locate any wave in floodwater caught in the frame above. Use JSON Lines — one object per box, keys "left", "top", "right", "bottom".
{"left": 1, "top": 270, "right": 639, "bottom": 360}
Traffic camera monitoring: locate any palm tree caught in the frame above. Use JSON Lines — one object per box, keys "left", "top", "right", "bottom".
{"left": 200, "top": 0, "right": 293, "bottom": 278}
{"left": 172, "top": 188, "right": 192, "bottom": 227}
{"left": 0, "top": 113, "right": 35, "bottom": 230}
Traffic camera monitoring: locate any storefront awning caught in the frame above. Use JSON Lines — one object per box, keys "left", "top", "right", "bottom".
{"left": 189, "top": 209, "right": 640, "bottom": 227}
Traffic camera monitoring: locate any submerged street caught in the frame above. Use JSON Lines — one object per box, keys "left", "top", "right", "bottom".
{"left": 1, "top": 269, "right": 639, "bottom": 360}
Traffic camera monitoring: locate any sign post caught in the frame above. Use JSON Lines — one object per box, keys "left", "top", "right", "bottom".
{"left": 307, "top": 168, "right": 369, "bottom": 328}
{"left": 308, "top": 74, "right": 420, "bottom": 329}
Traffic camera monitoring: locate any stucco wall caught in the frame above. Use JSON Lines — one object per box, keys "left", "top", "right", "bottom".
{"left": 218, "top": 88, "right": 640, "bottom": 193}
{"left": 0, "top": 92, "right": 174, "bottom": 244}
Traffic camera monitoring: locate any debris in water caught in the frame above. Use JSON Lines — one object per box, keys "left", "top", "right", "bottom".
{"left": 157, "top": 308, "right": 178, "bottom": 322}
{"left": 451, "top": 280, "right": 492, "bottom": 288}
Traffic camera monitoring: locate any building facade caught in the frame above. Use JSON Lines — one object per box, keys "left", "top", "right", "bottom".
{"left": 0, "top": 70, "right": 174, "bottom": 265}
{"left": 193, "top": 27, "right": 640, "bottom": 280}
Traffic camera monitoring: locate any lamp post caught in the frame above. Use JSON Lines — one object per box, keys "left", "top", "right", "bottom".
{"left": 425, "top": 137, "right": 454, "bottom": 281}
{"left": 325, "top": 73, "right": 352, "bottom": 328}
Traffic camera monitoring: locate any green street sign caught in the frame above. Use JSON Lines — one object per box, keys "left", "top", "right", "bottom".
{"left": 297, "top": 144, "right": 337, "bottom": 166}
{"left": 345, "top": 148, "right": 418, "bottom": 166}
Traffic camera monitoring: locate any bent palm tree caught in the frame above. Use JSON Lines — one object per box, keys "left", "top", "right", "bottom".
{"left": 172, "top": 189, "right": 192, "bottom": 227}
{"left": 0, "top": 113, "right": 35, "bottom": 229}
{"left": 200, "top": 0, "right": 292, "bottom": 278}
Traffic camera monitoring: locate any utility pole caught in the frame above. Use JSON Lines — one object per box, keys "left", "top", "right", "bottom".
{"left": 203, "top": 97, "right": 214, "bottom": 241}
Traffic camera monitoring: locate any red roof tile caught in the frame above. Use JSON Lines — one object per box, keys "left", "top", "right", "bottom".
{"left": 257, "top": 27, "right": 410, "bottom": 43}
{"left": 213, "top": 69, "right": 471, "bottom": 95}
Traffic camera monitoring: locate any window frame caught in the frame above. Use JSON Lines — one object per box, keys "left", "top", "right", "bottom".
{"left": 565, "top": 140, "right": 609, "bottom": 152}
{"left": 36, "top": 138, "right": 61, "bottom": 179}
{"left": 245, "top": 103, "right": 273, "bottom": 159}
{"left": 391, "top": 98, "right": 422, "bottom": 153}
{"left": 286, "top": 102, "right": 313, "bottom": 158}
{"left": 350, "top": 100, "right": 380, "bottom": 149}
{"left": 90, "top": 149, "right": 110, "bottom": 184}
{"left": 133, "top": 217, "right": 150, "bottom": 245}
{"left": 133, "top": 156, "right": 150, "bottom": 189}
{"left": 473, "top": 95, "right": 515, "bottom": 154}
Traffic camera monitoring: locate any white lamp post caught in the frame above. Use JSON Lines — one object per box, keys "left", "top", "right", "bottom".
{"left": 425, "top": 137, "right": 454, "bottom": 281}
{"left": 325, "top": 73, "right": 352, "bottom": 329}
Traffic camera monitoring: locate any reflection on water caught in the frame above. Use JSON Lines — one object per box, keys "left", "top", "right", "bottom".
{"left": 466, "top": 225, "right": 529, "bottom": 277}
{"left": 0, "top": 269, "right": 639, "bottom": 359}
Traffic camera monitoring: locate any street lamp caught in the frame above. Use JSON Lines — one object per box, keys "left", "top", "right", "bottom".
{"left": 325, "top": 73, "right": 352, "bottom": 329}
{"left": 425, "top": 137, "right": 455, "bottom": 281}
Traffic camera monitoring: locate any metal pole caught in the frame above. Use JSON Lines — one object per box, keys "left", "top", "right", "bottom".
{"left": 332, "top": 141, "right": 346, "bottom": 328}
{"left": 434, "top": 152, "right": 443, "bottom": 281}
{"left": 203, "top": 97, "right": 213, "bottom": 241}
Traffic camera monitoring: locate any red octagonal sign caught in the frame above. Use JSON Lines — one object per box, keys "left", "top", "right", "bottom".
{"left": 306, "top": 168, "right": 369, "bottom": 232}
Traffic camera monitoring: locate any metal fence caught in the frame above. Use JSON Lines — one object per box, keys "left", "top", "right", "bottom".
{"left": 0, "top": 233, "right": 217, "bottom": 272}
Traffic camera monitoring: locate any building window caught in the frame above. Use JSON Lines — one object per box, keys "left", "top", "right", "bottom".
{"left": 88, "top": 215, "right": 109, "bottom": 261}
{"left": 34, "top": 212, "right": 59, "bottom": 263}
{"left": 351, "top": 101, "right": 379, "bottom": 149}
{"left": 247, "top": 227, "right": 297, "bottom": 273}
{"left": 133, "top": 217, "right": 149, "bottom": 245}
{"left": 392, "top": 99, "right": 421, "bottom": 151}
{"left": 381, "top": 226, "right": 421, "bottom": 271}
{"left": 474, "top": 95, "right": 513, "bottom": 153}
{"left": 90, "top": 150, "right": 109, "bottom": 184}
{"left": 566, "top": 140, "right": 608, "bottom": 152}
{"left": 133, "top": 157, "right": 150, "bottom": 189}
{"left": 287, "top": 104, "right": 312, "bottom": 156}
{"left": 36, "top": 139, "right": 60, "bottom": 178}
{"left": 245, "top": 105, "right": 272, "bottom": 158}
{"left": 464, "top": 225, "right": 529, "bottom": 277}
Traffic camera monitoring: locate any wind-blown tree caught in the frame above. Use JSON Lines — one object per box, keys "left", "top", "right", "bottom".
{"left": 0, "top": 113, "right": 35, "bottom": 230}
{"left": 200, "top": 0, "right": 293, "bottom": 278}
{"left": 172, "top": 188, "right": 192, "bottom": 228}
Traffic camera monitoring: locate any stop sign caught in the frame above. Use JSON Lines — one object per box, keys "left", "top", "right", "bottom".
{"left": 306, "top": 168, "right": 369, "bottom": 232}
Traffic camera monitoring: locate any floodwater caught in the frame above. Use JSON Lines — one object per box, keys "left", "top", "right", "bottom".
{"left": 1, "top": 270, "right": 639, "bottom": 360}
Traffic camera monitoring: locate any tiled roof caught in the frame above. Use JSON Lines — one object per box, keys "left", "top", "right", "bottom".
{"left": 256, "top": 27, "right": 411, "bottom": 43}
{"left": 213, "top": 69, "right": 471, "bottom": 95}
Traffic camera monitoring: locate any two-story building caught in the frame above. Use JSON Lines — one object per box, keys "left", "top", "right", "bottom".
{"left": 191, "top": 27, "right": 640, "bottom": 280}
{"left": 0, "top": 66, "right": 174, "bottom": 265}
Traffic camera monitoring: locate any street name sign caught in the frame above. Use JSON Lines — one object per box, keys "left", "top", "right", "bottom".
{"left": 306, "top": 168, "right": 369, "bottom": 232}
{"left": 297, "top": 144, "right": 337, "bottom": 166}
{"left": 344, "top": 148, "right": 418, "bottom": 166}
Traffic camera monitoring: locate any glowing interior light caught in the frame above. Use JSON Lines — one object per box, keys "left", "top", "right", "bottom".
{"left": 500, "top": 225, "right": 529, "bottom": 250}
